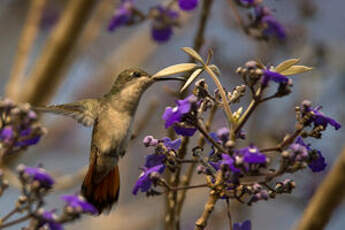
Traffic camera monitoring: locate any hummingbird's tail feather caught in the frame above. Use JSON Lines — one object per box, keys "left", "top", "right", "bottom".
{"left": 81, "top": 163, "right": 120, "bottom": 214}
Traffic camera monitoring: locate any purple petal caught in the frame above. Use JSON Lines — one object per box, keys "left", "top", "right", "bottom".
{"left": 151, "top": 26, "right": 173, "bottom": 42}
{"left": 262, "top": 15, "right": 286, "bottom": 39}
{"left": 178, "top": 0, "right": 199, "bottom": 11}
{"left": 161, "top": 137, "right": 182, "bottom": 150}
{"left": 308, "top": 151, "right": 326, "bottom": 172}
{"left": 144, "top": 154, "right": 165, "bottom": 168}
{"left": 173, "top": 125, "right": 197, "bottom": 136}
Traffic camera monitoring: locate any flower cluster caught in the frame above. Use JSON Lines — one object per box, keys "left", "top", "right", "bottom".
{"left": 0, "top": 99, "right": 46, "bottom": 159}
{"left": 235, "top": 0, "right": 286, "bottom": 40}
{"left": 162, "top": 95, "right": 199, "bottom": 136}
{"left": 133, "top": 136, "right": 181, "bottom": 195}
{"left": 0, "top": 165, "right": 97, "bottom": 230}
{"left": 108, "top": 0, "right": 199, "bottom": 42}
{"left": 132, "top": 48, "right": 341, "bottom": 229}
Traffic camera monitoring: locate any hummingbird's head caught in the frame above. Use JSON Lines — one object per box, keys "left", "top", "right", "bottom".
{"left": 108, "top": 68, "right": 185, "bottom": 97}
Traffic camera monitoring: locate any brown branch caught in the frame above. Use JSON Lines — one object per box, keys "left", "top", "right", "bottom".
{"left": 294, "top": 146, "right": 345, "bottom": 230}
{"left": 176, "top": 104, "right": 217, "bottom": 216}
{"left": 194, "top": 191, "right": 218, "bottom": 230}
{"left": 5, "top": 0, "right": 47, "bottom": 100}
{"left": 226, "top": 0, "right": 246, "bottom": 33}
{"left": 20, "top": 0, "right": 98, "bottom": 105}
{"left": 193, "top": 0, "right": 214, "bottom": 52}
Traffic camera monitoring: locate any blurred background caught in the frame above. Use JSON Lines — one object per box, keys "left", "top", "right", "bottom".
{"left": 0, "top": 0, "right": 345, "bottom": 229}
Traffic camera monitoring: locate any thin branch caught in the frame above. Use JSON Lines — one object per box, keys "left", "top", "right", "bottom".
{"left": 195, "top": 120, "right": 227, "bottom": 154}
{"left": 225, "top": 199, "right": 233, "bottom": 230}
{"left": 194, "top": 191, "right": 218, "bottom": 230}
{"left": 21, "top": 0, "right": 98, "bottom": 105}
{"left": 5, "top": 0, "right": 47, "bottom": 100}
{"left": 294, "top": 146, "right": 345, "bottom": 230}
{"left": 226, "top": 0, "right": 246, "bottom": 33}
{"left": 176, "top": 104, "right": 217, "bottom": 216}
{"left": 0, "top": 215, "right": 31, "bottom": 229}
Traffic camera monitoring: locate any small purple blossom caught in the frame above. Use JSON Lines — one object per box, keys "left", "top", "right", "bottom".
{"left": 132, "top": 164, "right": 165, "bottom": 195}
{"left": 261, "top": 70, "right": 289, "bottom": 87}
{"left": 294, "top": 137, "right": 327, "bottom": 172}
{"left": 108, "top": 0, "right": 133, "bottom": 31}
{"left": 143, "top": 135, "right": 159, "bottom": 147}
{"left": 178, "top": 0, "right": 199, "bottom": 11}
{"left": 301, "top": 101, "right": 341, "bottom": 130}
{"left": 40, "top": 210, "right": 63, "bottom": 230}
{"left": 234, "top": 220, "right": 251, "bottom": 230}
{"left": 151, "top": 6, "right": 179, "bottom": 42}
{"left": 210, "top": 154, "right": 240, "bottom": 173}
{"left": 161, "top": 137, "right": 182, "bottom": 151}
{"left": 254, "top": 6, "right": 286, "bottom": 40}
{"left": 162, "top": 95, "right": 197, "bottom": 136}
{"left": 262, "top": 15, "right": 286, "bottom": 39}
{"left": 23, "top": 166, "right": 54, "bottom": 188}
{"left": 144, "top": 154, "right": 166, "bottom": 168}
{"left": 237, "top": 145, "right": 266, "bottom": 164}
{"left": 0, "top": 126, "right": 13, "bottom": 143}
{"left": 61, "top": 195, "right": 98, "bottom": 215}
{"left": 172, "top": 125, "right": 197, "bottom": 136}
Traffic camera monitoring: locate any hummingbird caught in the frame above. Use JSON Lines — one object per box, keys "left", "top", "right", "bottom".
{"left": 35, "top": 68, "right": 184, "bottom": 213}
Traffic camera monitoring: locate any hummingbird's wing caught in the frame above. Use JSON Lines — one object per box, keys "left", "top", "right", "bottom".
{"left": 34, "top": 99, "right": 100, "bottom": 127}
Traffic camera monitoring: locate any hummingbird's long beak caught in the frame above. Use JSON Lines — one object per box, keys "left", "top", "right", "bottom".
{"left": 153, "top": 76, "right": 186, "bottom": 82}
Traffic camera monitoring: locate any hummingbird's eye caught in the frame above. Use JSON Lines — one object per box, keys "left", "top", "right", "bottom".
{"left": 131, "top": 71, "right": 142, "bottom": 78}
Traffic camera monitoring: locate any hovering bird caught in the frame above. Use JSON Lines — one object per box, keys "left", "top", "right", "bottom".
{"left": 35, "top": 68, "right": 184, "bottom": 213}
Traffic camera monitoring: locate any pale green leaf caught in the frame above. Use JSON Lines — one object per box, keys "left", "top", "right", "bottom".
{"left": 280, "top": 65, "right": 313, "bottom": 76}
{"left": 180, "top": 68, "right": 204, "bottom": 93}
{"left": 274, "top": 58, "right": 300, "bottom": 73}
{"left": 208, "top": 64, "right": 220, "bottom": 76}
{"left": 152, "top": 63, "right": 197, "bottom": 78}
{"left": 181, "top": 47, "right": 204, "bottom": 63}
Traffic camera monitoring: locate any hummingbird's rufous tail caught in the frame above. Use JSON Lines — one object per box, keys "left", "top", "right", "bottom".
{"left": 81, "top": 163, "right": 120, "bottom": 214}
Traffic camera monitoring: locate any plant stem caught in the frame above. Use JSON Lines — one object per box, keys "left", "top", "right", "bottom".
{"left": 194, "top": 191, "right": 218, "bottom": 230}
{"left": 0, "top": 215, "right": 31, "bottom": 229}
{"left": 295, "top": 147, "right": 345, "bottom": 230}
{"left": 226, "top": 199, "right": 233, "bottom": 230}
{"left": 176, "top": 104, "right": 217, "bottom": 217}
{"left": 5, "top": 0, "right": 47, "bottom": 100}
{"left": 21, "top": 0, "right": 98, "bottom": 105}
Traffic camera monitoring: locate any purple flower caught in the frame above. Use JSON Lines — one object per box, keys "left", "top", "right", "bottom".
{"left": 261, "top": 70, "right": 289, "bottom": 87}
{"left": 210, "top": 154, "right": 240, "bottom": 173}
{"left": 151, "top": 6, "right": 179, "bottom": 42}
{"left": 23, "top": 166, "right": 54, "bottom": 188}
{"left": 302, "top": 103, "right": 341, "bottom": 130}
{"left": 161, "top": 137, "right": 182, "bottom": 150}
{"left": 61, "top": 195, "right": 98, "bottom": 215}
{"left": 143, "top": 135, "right": 159, "bottom": 147}
{"left": 308, "top": 150, "right": 326, "bottom": 172}
{"left": 15, "top": 128, "right": 41, "bottom": 147}
{"left": 162, "top": 95, "right": 198, "bottom": 136}
{"left": 239, "top": 0, "right": 255, "bottom": 5}
{"left": 173, "top": 125, "right": 197, "bottom": 136}
{"left": 254, "top": 6, "right": 286, "bottom": 40}
{"left": 132, "top": 164, "right": 165, "bottom": 195}
{"left": 108, "top": 0, "right": 133, "bottom": 31}
{"left": 217, "top": 127, "right": 230, "bottom": 143}
{"left": 39, "top": 210, "right": 63, "bottom": 230}
{"left": 234, "top": 220, "right": 251, "bottom": 230}
{"left": 262, "top": 15, "right": 286, "bottom": 39}
{"left": 237, "top": 145, "right": 266, "bottom": 164}
{"left": 294, "top": 137, "right": 327, "bottom": 172}
{"left": 0, "top": 126, "right": 13, "bottom": 143}
{"left": 289, "top": 142, "right": 308, "bottom": 161}
{"left": 178, "top": 0, "right": 199, "bottom": 11}
{"left": 144, "top": 154, "right": 166, "bottom": 168}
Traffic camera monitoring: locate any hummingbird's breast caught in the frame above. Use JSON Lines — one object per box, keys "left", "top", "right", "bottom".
{"left": 92, "top": 103, "right": 134, "bottom": 159}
